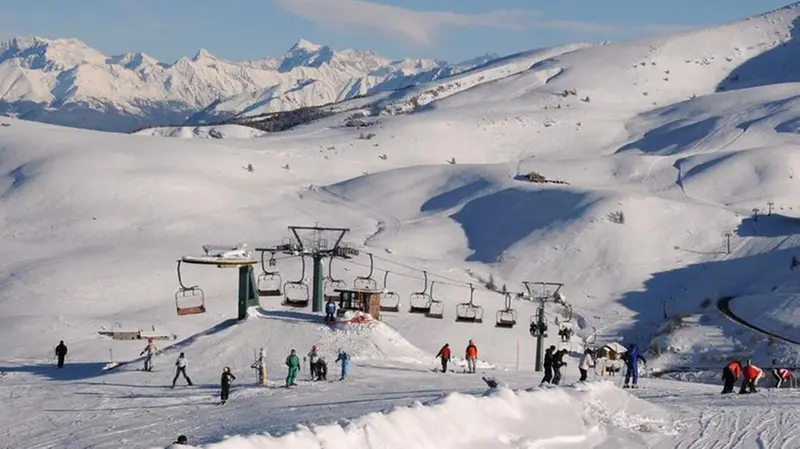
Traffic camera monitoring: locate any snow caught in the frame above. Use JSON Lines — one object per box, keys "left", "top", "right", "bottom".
{"left": 2, "top": 2, "right": 800, "bottom": 447}
{"left": 191, "top": 382, "right": 675, "bottom": 449}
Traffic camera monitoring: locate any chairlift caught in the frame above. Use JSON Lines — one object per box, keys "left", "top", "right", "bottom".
{"left": 425, "top": 282, "right": 444, "bottom": 319}
{"left": 495, "top": 291, "right": 517, "bottom": 328}
{"left": 257, "top": 250, "right": 282, "bottom": 297}
{"left": 529, "top": 315, "right": 548, "bottom": 337}
{"left": 455, "top": 284, "right": 483, "bottom": 323}
{"left": 353, "top": 253, "right": 378, "bottom": 290}
{"left": 283, "top": 255, "right": 310, "bottom": 308}
{"left": 379, "top": 271, "right": 401, "bottom": 312}
{"left": 175, "top": 259, "right": 206, "bottom": 316}
{"left": 409, "top": 270, "right": 432, "bottom": 314}
{"left": 324, "top": 255, "right": 347, "bottom": 302}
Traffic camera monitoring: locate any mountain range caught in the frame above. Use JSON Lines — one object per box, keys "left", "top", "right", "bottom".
{"left": 0, "top": 36, "right": 497, "bottom": 132}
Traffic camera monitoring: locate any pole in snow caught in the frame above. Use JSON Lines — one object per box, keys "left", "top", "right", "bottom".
{"left": 535, "top": 304, "right": 545, "bottom": 372}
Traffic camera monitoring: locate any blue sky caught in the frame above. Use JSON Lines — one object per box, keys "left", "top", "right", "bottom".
{"left": 0, "top": 0, "right": 793, "bottom": 63}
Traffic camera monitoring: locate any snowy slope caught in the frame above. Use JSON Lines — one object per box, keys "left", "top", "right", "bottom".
{"left": 0, "top": 37, "right": 491, "bottom": 132}
{"left": 1, "top": 2, "right": 800, "bottom": 448}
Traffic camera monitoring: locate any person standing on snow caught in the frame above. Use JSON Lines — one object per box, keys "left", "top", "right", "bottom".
{"left": 140, "top": 338, "right": 157, "bottom": 371}
{"left": 465, "top": 340, "right": 478, "bottom": 373}
{"left": 285, "top": 349, "right": 300, "bottom": 387}
{"left": 551, "top": 349, "right": 568, "bottom": 385}
{"left": 335, "top": 349, "right": 350, "bottom": 380}
{"left": 721, "top": 360, "right": 742, "bottom": 394}
{"left": 541, "top": 346, "right": 555, "bottom": 384}
{"left": 578, "top": 349, "right": 595, "bottom": 382}
{"left": 435, "top": 343, "right": 452, "bottom": 373}
{"left": 325, "top": 299, "right": 337, "bottom": 323}
{"left": 772, "top": 367, "right": 792, "bottom": 388}
{"left": 55, "top": 341, "right": 68, "bottom": 368}
{"left": 220, "top": 367, "right": 235, "bottom": 404}
{"left": 172, "top": 353, "right": 193, "bottom": 388}
{"left": 739, "top": 360, "right": 763, "bottom": 394}
{"left": 623, "top": 344, "right": 646, "bottom": 388}
{"left": 306, "top": 346, "right": 319, "bottom": 380}
{"left": 315, "top": 357, "right": 328, "bottom": 381}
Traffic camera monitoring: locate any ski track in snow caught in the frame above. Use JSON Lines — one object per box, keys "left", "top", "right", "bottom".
{"left": 311, "top": 185, "right": 402, "bottom": 248}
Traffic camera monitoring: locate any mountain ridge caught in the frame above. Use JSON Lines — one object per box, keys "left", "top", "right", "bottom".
{"left": 0, "top": 36, "right": 494, "bottom": 132}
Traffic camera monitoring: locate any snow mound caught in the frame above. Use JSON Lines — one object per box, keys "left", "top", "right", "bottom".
{"left": 134, "top": 124, "right": 267, "bottom": 139}
{"left": 187, "top": 382, "right": 673, "bottom": 448}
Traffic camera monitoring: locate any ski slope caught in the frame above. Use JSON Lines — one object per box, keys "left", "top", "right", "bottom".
{"left": 2, "top": 3, "right": 800, "bottom": 448}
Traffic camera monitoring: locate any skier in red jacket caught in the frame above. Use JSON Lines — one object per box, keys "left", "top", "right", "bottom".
{"left": 435, "top": 343, "right": 452, "bottom": 373}
{"left": 721, "top": 360, "right": 742, "bottom": 394}
{"left": 739, "top": 360, "right": 763, "bottom": 394}
{"left": 772, "top": 367, "right": 792, "bottom": 388}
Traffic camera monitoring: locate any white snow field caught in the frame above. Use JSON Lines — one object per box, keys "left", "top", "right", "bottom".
{"left": 2, "top": 2, "right": 800, "bottom": 448}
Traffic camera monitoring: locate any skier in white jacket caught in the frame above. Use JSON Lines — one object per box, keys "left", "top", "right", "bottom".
{"left": 578, "top": 349, "right": 595, "bottom": 382}
{"left": 172, "top": 352, "right": 193, "bottom": 387}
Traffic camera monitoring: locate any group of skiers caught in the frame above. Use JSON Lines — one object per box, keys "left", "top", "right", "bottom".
{"left": 541, "top": 343, "right": 645, "bottom": 388}
{"left": 434, "top": 340, "right": 479, "bottom": 373}
{"left": 721, "top": 359, "right": 793, "bottom": 394}
{"left": 300, "top": 345, "right": 350, "bottom": 383}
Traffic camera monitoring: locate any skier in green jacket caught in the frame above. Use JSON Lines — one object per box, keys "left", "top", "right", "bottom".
{"left": 285, "top": 349, "right": 301, "bottom": 387}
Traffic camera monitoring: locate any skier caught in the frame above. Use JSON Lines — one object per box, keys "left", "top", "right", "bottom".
{"left": 721, "top": 360, "right": 742, "bottom": 394}
{"left": 465, "top": 340, "right": 478, "bottom": 373}
{"left": 306, "top": 346, "right": 319, "bottom": 380}
{"left": 172, "top": 353, "right": 193, "bottom": 388}
{"left": 435, "top": 343, "right": 451, "bottom": 373}
{"left": 623, "top": 343, "right": 646, "bottom": 388}
{"left": 140, "top": 338, "right": 157, "bottom": 371}
{"left": 551, "top": 348, "right": 568, "bottom": 385}
{"left": 220, "top": 367, "right": 235, "bottom": 404}
{"left": 739, "top": 360, "right": 763, "bottom": 394}
{"left": 285, "top": 349, "right": 300, "bottom": 387}
{"left": 55, "top": 340, "right": 68, "bottom": 368}
{"left": 335, "top": 349, "right": 350, "bottom": 380}
{"left": 541, "top": 346, "right": 555, "bottom": 384}
{"left": 772, "top": 367, "right": 792, "bottom": 388}
{"left": 170, "top": 435, "right": 188, "bottom": 446}
{"left": 578, "top": 348, "right": 595, "bottom": 382}
{"left": 315, "top": 357, "right": 328, "bottom": 381}
{"left": 325, "top": 299, "right": 336, "bottom": 323}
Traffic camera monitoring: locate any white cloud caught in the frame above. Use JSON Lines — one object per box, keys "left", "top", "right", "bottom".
{"left": 273, "top": 0, "right": 533, "bottom": 45}
{"left": 273, "top": 0, "right": 685, "bottom": 46}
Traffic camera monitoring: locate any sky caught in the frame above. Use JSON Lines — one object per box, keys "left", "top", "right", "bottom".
{"left": 0, "top": 0, "right": 794, "bottom": 63}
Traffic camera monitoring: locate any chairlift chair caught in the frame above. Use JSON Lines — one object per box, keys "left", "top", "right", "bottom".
{"left": 409, "top": 270, "right": 432, "bottom": 314}
{"left": 425, "top": 282, "right": 444, "bottom": 319}
{"left": 283, "top": 255, "right": 310, "bottom": 308}
{"left": 379, "top": 271, "right": 401, "bottom": 312}
{"left": 495, "top": 292, "right": 517, "bottom": 328}
{"left": 175, "top": 259, "right": 206, "bottom": 315}
{"left": 455, "top": 284, "right": 483, "bottom": 323}
{"left": 353, "top": 253, "right": 378, "bottom": 290}
{"left": 257, "top": 250, "right": 282, "bottom": 297}
{"left": 324, "top": 255, "right": 347, "bottom": 302}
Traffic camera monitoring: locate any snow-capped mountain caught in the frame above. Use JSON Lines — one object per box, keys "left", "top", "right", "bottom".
{"left": 0, "top": 37, "right": 494, "bottom": 132}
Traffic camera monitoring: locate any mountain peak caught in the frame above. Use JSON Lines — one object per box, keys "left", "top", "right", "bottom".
{"left": 288, "top": 39, "right": 322, "bottom": 53}
{"left": 193, "top": 48, "right": 217, "bottom": 61}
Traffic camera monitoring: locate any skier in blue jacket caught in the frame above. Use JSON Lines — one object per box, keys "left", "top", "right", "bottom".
{"left": 623, "top": 343, "right": 646, "bottom": 388}
{"left": 335, "top": 349, "right": 350, "bottom": 380}
{"left": 325, "top": 299, "right": 337, "bottom": 323}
